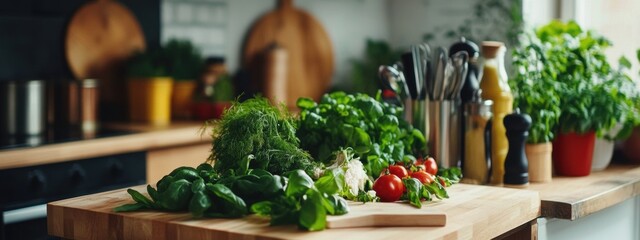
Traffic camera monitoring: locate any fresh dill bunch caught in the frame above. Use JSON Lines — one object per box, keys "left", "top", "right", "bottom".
{"left": 207, "top": 97, "right": 316, "bottom": 176}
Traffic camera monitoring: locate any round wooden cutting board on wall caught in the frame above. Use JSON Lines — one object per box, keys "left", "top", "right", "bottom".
{"left": 65, "top": 0, "right": 146, "bottom": 119}
{"left": 243, "top": 0, "right": 334, "bottom": 108}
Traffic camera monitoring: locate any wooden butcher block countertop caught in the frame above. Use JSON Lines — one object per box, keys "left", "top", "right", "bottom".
{"left": 47, "top": 184, "right": 540, "bottom": 240}
{"left": 0, "top": 121, "right": 209, "bottom": 170}
{"left": 526, "top": 163, "right": 640, "bottom": 220}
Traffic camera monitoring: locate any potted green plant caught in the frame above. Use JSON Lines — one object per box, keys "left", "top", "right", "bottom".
{"left": 126, "top": 48, "right": 173, "bottom": 126}
{"left": 510, "top": 31, "right": 561, "bottom": 182}
{"left": 164, "top": 39, "right": 204, "bottom": 119}
{"left": 193, "top": 57, "right": 235, "bottom": 120}
{"left": 533, "top": 21, "right": 638, "bottom": 176}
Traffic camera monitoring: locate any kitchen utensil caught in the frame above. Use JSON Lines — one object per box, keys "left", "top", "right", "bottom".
{"left": 326, "top": 202, "right": 446, "bottom": 228}
{"left": 448, "top": 51, "right": 469, "bottom": 100}
{"left": 0, "top": 80, "right": 46, "bottom": 146}
{"left": 411, "top": 43, "right": 430, "bottom": 100}
{"left": 449, "top": 38, "right": 480, "bottom": 103}
{"left": 432, "top": 47, "right": 448, "bottom": 100}
{"left": 401, "top": 52, "right": 417, "bottom": 100}
{"left": 66, "top": 0, "right": 145, "bottom": 120}
{"left": 243, "top": 0, "right": 334, "bottom": 108}
{"left": 378, "top": 65, "right": 403, "bottom": 106}
{"left": 427, "top": 100, "right": 451, "bottom": 167}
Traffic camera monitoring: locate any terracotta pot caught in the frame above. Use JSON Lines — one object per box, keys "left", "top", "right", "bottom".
{"left": 128, "top": 77, "right": 173, "bottom": 126}
{"left": 621, "top": 127, "right": 640, "bottom": 163}
{"left": 525, "top": 143, "right": 552, "bottom": 183}
{"left": 171, "top": 80, "right": 196, "bottom": 119}
{"left": 552, "top": 132, "right": 595, "bottom": 176}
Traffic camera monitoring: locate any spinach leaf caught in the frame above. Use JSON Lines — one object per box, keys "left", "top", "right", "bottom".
{"left": 189, "top": 191, "right": 212, "bottom": 218}
{"left": 158, "top": 179, "right": 192, "bottom": 211}
{"left": 207, "top": 183, "right": 247, "bottom": 217}
{"left": 127, "top": 188, "right": 155, "bottom": 208}
{"left": 191, "top": 178, "right": 205, "bottom": 193}
{"left": 147, "top": 185, "right": 159, "bottom": 202}
{"left": 114, "top": 203, "right": 146, "bottom": 212}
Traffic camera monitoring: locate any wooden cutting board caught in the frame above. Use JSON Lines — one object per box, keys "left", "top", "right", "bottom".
{"left": 48, "top": 184, "right": 541, "bottom": 240}
{"left": 65, "top": 0, "right": 145, "bottom": 113}
{"left": 326, "top": 202, "right": 446, "bottom": 228}
{"left": 243, "top": 0, "right": 334, "bottom": 108}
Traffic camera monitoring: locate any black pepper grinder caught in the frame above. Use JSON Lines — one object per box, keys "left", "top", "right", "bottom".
{"left": 503, "top": 110, "right": 532, "bottom": 186}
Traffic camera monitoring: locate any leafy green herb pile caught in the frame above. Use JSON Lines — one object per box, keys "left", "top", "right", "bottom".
{"left": 116, "top": 163, "right": 349, "bottom": 231}
{"left": 207, "top": 98, "right": 317, "bottom": 176}
{"left": 296, "top": 92, "right": 426, "bottom": 177}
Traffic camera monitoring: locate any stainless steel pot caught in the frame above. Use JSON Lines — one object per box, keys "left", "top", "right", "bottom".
{"left": 0, "top": 80, "right": 47, "bottom": 140}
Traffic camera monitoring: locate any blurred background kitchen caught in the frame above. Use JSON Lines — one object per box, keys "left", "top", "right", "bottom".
{"left": 1, "top": 0, "right": 640, "bottom": 239}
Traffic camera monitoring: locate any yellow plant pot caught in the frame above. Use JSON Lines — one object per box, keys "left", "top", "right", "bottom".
{"left": 128, "top": 77, "right": 173, "bottom": 126}
{"left": 525, "top": 143, "right": 553, "bottom": 183}
{"left": 171, "top": 80, "right": 196, "bottom": 119}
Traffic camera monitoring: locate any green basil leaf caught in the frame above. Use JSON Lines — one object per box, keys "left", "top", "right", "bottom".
{"left": 297, "top": 97, "right": 317, "bottom": 109}
{"left": 299, "top": 189, "right": 326, "bottom": 231}
{"left": 250, "top": 201, "right": 273, "bottom": 216}
{"left": 424, "top": 181, "right": 449, "bottom": 200}
{"left": 402, "top": 178, "right": 423, "bottom": 208}
{"left": 285, "top": 170, "right": 315, "bottom": 198}
{"left": 314, "top": 168, "right": 344, "bottom": 195}
{"left": 322, "top": 194, "right": 349, "bottom": 216}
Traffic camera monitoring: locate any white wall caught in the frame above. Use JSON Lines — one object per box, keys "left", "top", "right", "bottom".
{"left": 162, "top": 0, "right": 390, "bottom": 86}
{"left": 387, "top": 0, "right": 517, "bottom": 50}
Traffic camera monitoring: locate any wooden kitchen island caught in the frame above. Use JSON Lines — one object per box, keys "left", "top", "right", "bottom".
{"left": 47, "top": 184, "right": 541, "bottom": 240}
{"left": 46, "top": 163, "right": 640, "bottom": 240}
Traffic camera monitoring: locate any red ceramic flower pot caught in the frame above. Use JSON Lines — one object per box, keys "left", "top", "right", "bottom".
{"left": 193, "top": 102, "right": 232, "bottom": 121}
{"left": 552, "top": 132, "right": 596, "bottom": 176}
{"left": 212, "top": 102, "right": 232, "bottom": 119}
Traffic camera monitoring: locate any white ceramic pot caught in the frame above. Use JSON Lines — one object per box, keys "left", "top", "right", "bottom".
{"left": 591, "top": 124, "right": 622, "bottom": 171}
{"left": 591, "top": 138, "right": 614, "bottom": 171}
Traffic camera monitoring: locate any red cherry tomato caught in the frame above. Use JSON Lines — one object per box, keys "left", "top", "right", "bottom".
{"left": 410, "top": 171, "right": 434, "bottom": 184}
{"left": 423, "top": 157, "right": 438, "bottom": 176}
{"left": 381, "top": 165, "right": 409, "bottom": 179}
{"left": 372, "top": 174, "right": 404, "bottom": 202}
